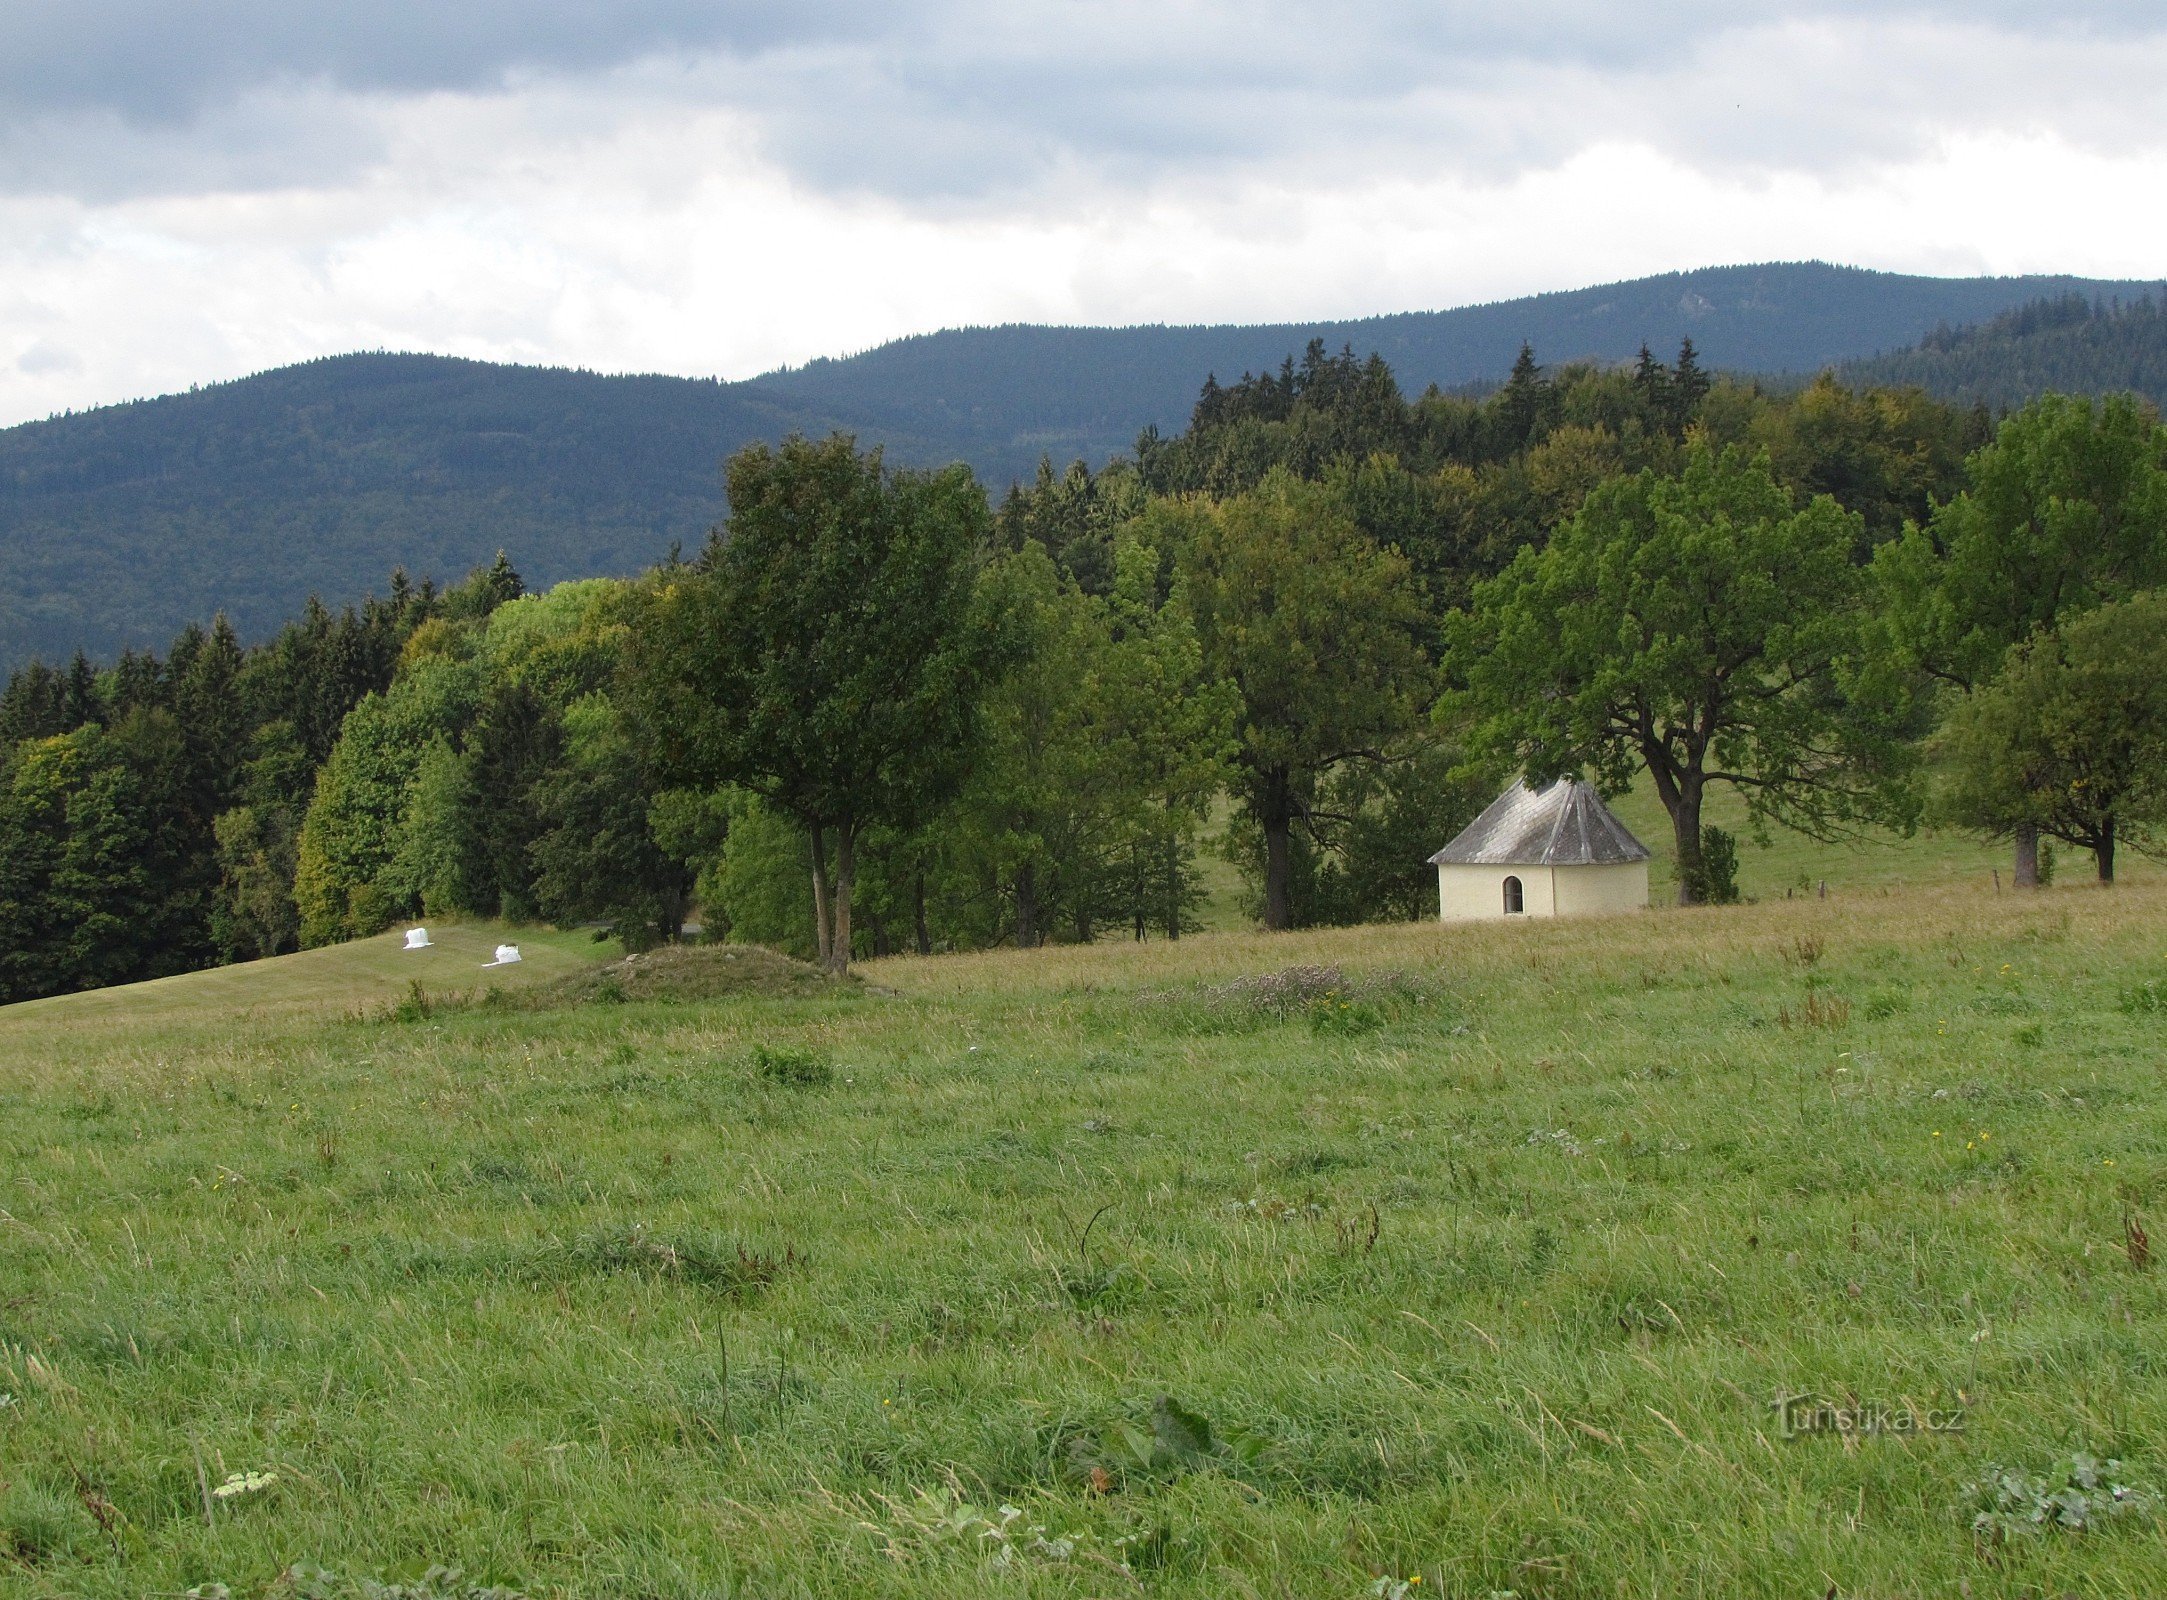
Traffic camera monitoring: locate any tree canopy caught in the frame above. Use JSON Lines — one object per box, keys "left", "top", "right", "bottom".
{"left": 1179, "top": 471, "right": 1432, "bottom": 929}
{"left": 624, "top": 433, "right": 1005, "bottom": 971}
{"left": 1446, "top": 443, "right": 1909, "bottom": 903}
{"left": 1936, "top": 593, "right": 2167, "bottom": 883}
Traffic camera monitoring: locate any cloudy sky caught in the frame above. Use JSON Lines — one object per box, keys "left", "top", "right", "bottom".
{"left": 3, "top": 1, "right": 2164, "bottom": 426}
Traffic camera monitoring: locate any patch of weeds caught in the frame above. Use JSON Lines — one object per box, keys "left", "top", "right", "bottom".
{"left": 1777, "top": 991, "right": 1851, "bottom": 1030}
{"left": 274, "top": 1562, "right": 528, "bottom": 1599}
{"left": 1055, "top": 1394, "right": 1273, "bottom": 1491}
{"left": 1781, "top": 935, "right": 1825, "bottom": 968}
{"left": 2120, "top": 980, "right": 2167, "bottom": 1016}
{"left": 1964, "top": 1454, "right": 2157, "bottom": 1541}
{"left": 753, "top": 1044, "right": 834, "bottom": 1088}
{"left": 1057, "top": 1201, "right": 1147, "bottom": 1308}
{"left": 556, "top": 1225, "right": 803, "bottom": 1298}
{"left": 1861, "top": 987, "right": 1912, "bottom": 1020}
{"left": 1058, "top": 1261, "right": 1145, "bottom": 1308}
{"left": 1970, "top": 992, "right": 2041, "bottom": 1017}
{"left": 1148, "top": 965, "right": 1448, "bottom": 1034}
{"left": 1221, "top": 963, "right": 1352, "bottom": 1016}
{"left": 1308, "top": 991, "right": 1387, "bottom": 1035}
{"left": 0, "top": 1479, "right": 95, "bottom": 1565}
{"left": 873, "top": 1489, "right": 1146, "bottom": 1575}
{"left": 1271, "top": 1146, "right": 1350, "bottom": 1177}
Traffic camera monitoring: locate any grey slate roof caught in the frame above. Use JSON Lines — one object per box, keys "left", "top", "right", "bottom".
{"left": 1428, "top": 778, "right": 1652, "bottom": 867}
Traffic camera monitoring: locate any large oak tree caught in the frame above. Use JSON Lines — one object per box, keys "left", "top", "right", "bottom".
{"left": 1446, "top": 443, "right": 1908, "bottom": 904}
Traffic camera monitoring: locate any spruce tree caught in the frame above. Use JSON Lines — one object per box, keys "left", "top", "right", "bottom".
{"left": 1670, "top": 337, "right": 1711, "bottom": 432}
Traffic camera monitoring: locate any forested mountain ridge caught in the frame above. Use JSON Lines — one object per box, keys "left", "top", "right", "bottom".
{"left": 1, "top": 260, "right": 2157, "bottom": 668}
{"left": 1840, "top": 292, "right": 2167, "bottom": 411}
{"left": 0, "top": 356, "right": 829, "bottom": 669}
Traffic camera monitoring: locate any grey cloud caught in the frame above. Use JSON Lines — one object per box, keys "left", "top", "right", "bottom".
{"left": 3, "top": 1, "right": 2164, "bottom": 203}
{"left": 0, "top": 2, "right": 841, "bottom": 122}
{"left": 0, "top": 88, "right": 386, "bottom": 202}
{"left": 4, "top": 1, "right": 2157, "bottom": 125}
{"left": 709, "top": 7, "right": 2167, "bottom": 204}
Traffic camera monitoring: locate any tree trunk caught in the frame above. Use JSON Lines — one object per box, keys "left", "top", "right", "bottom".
{"left": 809, "top": 825, "right": 832, "bottom": 966}
{"left": 1667, "top": 780, "right": 1706, "bottom": 907}
{"left": 661, "top": 875, "right": 690, "bottom": 944}
{"left": 913, "top": 872, "right": 931, "bottom": 956}
{"left": 1261, "top": 769, "right": 1293, "bottom": 931}
{"left": 2013, "top": 822, "right": 2040, "bottom": 889}
{"left": 2098, "top": 816, "right": 2116, "bottom": 884}
{"left": 830, "top": 827, "right": 856, "bottom": 973}
{"left": 1015, "top": 862, "right": 1040, "bottom": 948}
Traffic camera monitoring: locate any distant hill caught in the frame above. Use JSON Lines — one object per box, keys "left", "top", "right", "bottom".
{"left": 1840, "top": 291, "right": 2167, "bottom": 411}
{"left": 2, "top": 260, "right": 2158, "bottom": 668}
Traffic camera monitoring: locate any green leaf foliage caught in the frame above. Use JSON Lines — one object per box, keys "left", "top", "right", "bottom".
{"left": 1936, "top": 593, "right": 2167, "bottom": 882}
{"left": 1448, "top": 443, "right": 1909, "bottom": 902}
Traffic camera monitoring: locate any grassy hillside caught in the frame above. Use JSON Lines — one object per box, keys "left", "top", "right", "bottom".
{"left": 5, "top": 262, "right": 2156, "bottom": 668}
{"left": 5, "top": 870, "right": 2167, "bottom": 1595}
{"left": 0, "top": 920, "right": 607, "bottom": 1038}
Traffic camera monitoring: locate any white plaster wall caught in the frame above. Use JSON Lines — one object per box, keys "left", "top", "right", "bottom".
{"left": 1436, "top": 861, "right": 1646, "bottom": 921}
{"left": 1551, "top": 860, "right": 1650, "bottom": 916}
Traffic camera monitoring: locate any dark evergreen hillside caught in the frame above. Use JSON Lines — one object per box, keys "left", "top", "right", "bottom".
{"left": 0, "top": 355, "right": 834, "bottom": 668}
{"left": 1841, "top": 292, "right": 2167, "bottom": 411}
{"left": 743, "top": 263, "right": 2151, "bottom": 473}
{"left": 2, "top": 261, "right": 2155, "bottom": 667}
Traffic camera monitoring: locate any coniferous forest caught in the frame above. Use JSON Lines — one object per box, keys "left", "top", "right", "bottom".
{"left": 1841, "top": 292, "right": 2167, "bottom": 412}
{"left": 5, "top": 336, "right": 2166, "bottom": 1004}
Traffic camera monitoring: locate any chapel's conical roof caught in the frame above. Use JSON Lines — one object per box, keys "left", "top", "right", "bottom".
{"left": 1427, "top": 778, "right": 1651, "bottom": 867}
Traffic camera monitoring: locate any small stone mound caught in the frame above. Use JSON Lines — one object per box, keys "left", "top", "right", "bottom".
{"left": 534, "top": 943, "right": 848, "bottom": 1007}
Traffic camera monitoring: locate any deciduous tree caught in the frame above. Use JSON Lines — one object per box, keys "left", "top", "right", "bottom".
{"left": 1179, "top": 472, "right": 1431, "bottom": 930}
{"left": 1936, "top": 593, "right": 2167, "bottom": 883}
{"left": 625, "top": 434, "right": 1003, "bottom": 973}
{"left": 1870, "top": 392, "right": 2167, "bottom": 882}
{"left": 1447, "top": 443, "right": 1907, "bottom": 904}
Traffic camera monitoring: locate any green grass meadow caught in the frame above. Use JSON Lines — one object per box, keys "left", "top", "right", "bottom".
{"left": 6, "top": 867, "right": 2167, "bottom": 1595}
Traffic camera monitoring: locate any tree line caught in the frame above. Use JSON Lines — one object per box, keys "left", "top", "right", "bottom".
{"left": 3, "top": 342, "right": 2163, "bottom": 999}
